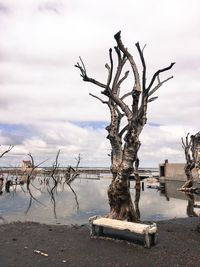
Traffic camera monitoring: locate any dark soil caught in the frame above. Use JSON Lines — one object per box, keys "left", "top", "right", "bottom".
{"left": 0, "top": 217, "right": 200, "bottom": 267}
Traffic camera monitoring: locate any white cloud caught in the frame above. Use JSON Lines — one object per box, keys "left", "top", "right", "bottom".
{"left": 0, "top": 121, "right": 110, "bottom": 167}
{"left": 0, "top": 0, "right": 199, "bottom": 167}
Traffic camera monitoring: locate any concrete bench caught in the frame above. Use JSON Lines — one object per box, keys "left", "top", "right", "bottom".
{"left": 89, "top": 216, "right": 158, "bottom": 248}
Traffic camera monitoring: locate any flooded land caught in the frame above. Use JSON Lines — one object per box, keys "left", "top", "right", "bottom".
{"left": 0, "top": 168, "right": 200, "bottom": 225}
{"left": 0, "top": 168, "right": 200, "bottom": 267}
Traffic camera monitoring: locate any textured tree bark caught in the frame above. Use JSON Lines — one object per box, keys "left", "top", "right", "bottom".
{"left": 108, "top": 173, "right": 137, "bottom": 221}
{"left": 108, "top": 150, "right": 138, "bottom": 221}
{"left": 75, "top": 31, "right": 174, "bottom": 222}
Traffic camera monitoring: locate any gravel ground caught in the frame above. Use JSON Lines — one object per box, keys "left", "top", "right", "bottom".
{"left": 0, "top": 217, "right": 200, "bottom": 267}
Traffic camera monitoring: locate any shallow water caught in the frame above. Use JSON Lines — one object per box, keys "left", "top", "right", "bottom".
{"left": 0, "top": 175, "right": 199, "bottom": 225}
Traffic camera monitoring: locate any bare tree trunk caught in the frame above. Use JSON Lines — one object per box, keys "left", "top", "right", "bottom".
{"left": 108, "top": 164, "right": 137, "bottom": 221}
{"left": 108, "top": 143, "right": 141, "bottom": 221}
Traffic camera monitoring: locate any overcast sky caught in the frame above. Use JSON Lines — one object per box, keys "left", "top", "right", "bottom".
{"left": 0, "top": 0, "right": 199, "bottom": 167}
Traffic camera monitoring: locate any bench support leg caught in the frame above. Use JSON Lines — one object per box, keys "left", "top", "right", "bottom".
{"left": 144, "top": 233, "right": 151, "bottom": 248}
{"left": 89, "top": 225, "right": 104, "bottom": 237}
{"left": 89, "top": 216, "right": 99, "bottom": 237}
{"left": 89, "top": 224, "right": 96, "bottom": 236}
{"left": 97, "top": 226, "right": 103, "bottom": 236}
{"left": 144, "top": 232, "right": 158, "bottom": 248}
{"left": 150, "top": 233, "right": 158, "bottom": 246}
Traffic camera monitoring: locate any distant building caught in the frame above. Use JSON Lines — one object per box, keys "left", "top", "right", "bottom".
{"left": 160, "top": 133, "right": 200, "bottom": 182}
{"left": 21, "top": 160, "right": 33, "bottom": 169}
{"left": 159, "top": 160, "right": 199, "bottom": 181}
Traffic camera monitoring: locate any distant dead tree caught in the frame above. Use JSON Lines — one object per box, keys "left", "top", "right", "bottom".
{"left": 75, "top": 31, "right": 175, "bottom": 221}
{"left": 64, "top": 154, "right": 81, "bottom": 211}
{"left": 0, "top": 145, "right": 14, "bottom": 159}
{"left": 192, "top": 132, "right": 200, "bottom": 175}
{"left": 181, "top": 132, "right": 200, "bottom": 189}
{"left": 65, "top": 154, "right": 80, "bottom": 184}
{"left": 25, "top": 153, "right": 47, "bottom": 214}
{"left": 0, "top": 145, "right": 14, "bottom": 194}
{"left": 48, "top": 150, "right": 60, "bottom": 218}
{"left": 182, "top": 133, "right": 195, "bottom": 184}
{"left": 47, "top": 151, "right": 80, "bottom": 217}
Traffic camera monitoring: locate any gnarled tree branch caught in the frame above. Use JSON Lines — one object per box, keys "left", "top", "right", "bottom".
{"left": 0, "top": 145, "right": 14, "bottom": 159}
{"left": 147, "top": 62, "right": 175, "bottom": 92}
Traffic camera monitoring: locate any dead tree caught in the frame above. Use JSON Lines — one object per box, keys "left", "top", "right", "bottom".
{"left": 181, "top": 132, "right": 200, "bottom": 189}
{"left": 0, "top": 145, "right": 14, "bottom": 194}
{"left": 0, "top": 145, "right": 14, "bottom": 159}
{"left": 191, "top": 132, "right": 200, "bottom": 176}
{"left": 181, "top": 133, "right": 195, "bottom": 185}
{"left": 65, "top": 154, "right": 80, "bottom": 184}
{"left": 75, "top": 31, "right": 175, "bottom": 221}
{"left": 64, "top": 154, "right": 81, "bottom": 211}
{"left": 25, "top": 153, "right": 47, "bottom": 214}
{"left": 47, "top": 151, "right": 80, "bottom": 216}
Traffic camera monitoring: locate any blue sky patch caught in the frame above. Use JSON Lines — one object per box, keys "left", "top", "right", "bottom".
{"left": 72, "top": 121, "right": 161, "bottom": 129}
{"left": 0, "top": 124, "right": 33, "bottom": 138}
{"left": 71, "top": 121, "right": 108, "bottom": 129}
{"left": 148, "top": 122, "right": 161, "bottom": 127}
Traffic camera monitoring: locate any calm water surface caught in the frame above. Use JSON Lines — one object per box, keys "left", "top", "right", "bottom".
{"left": 0, "top": 175, "right": 199, "bottom": 225}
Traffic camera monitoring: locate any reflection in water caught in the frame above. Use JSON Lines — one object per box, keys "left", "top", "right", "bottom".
{"left": 186, "top": 194, "right": 198, "bottom": 217}
{"left": 0, "top": 170, "right": 80, "bottom": 223}
{"left": 134, "top": 183, "right": 141, "bottom": 220}
{"left": 0, "top": 175, "right": 200, "bottom": 225}
{"left": 159, "top": 180, "right": 200, "bottom": 218}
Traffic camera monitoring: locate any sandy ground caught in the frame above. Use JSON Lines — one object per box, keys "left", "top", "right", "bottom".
{"left": 0, "top": 217, "right": 200, "bottom": 267}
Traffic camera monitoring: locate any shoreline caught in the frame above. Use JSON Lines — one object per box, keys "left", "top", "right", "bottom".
{"left": 0, "top": 217, "right": 200, "bottom": 267}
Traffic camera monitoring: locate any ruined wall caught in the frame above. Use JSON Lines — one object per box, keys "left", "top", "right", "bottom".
{"left": 165, "top": 163, "right": 187, "bottom": 181}
{"left": 159, "top": 163, "right": 199, "bottom": 181}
